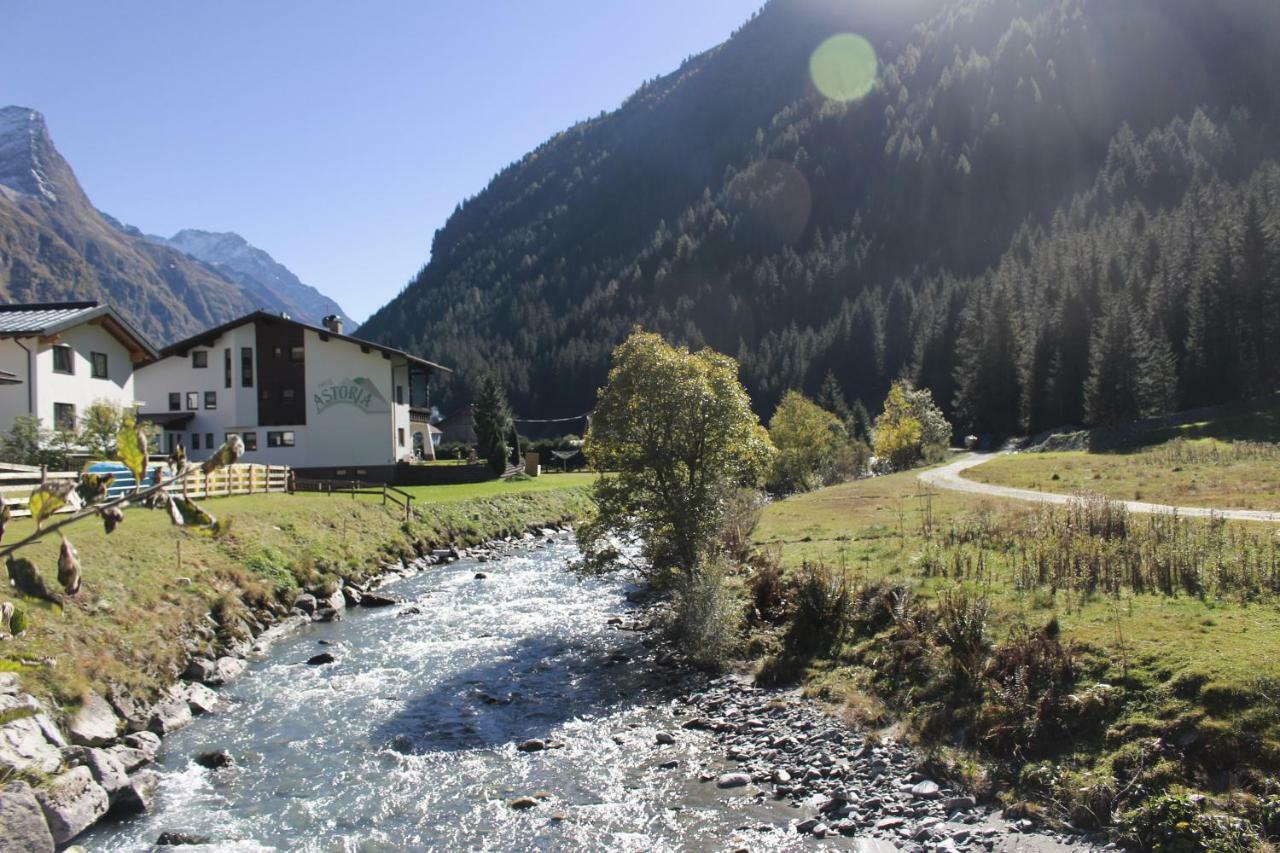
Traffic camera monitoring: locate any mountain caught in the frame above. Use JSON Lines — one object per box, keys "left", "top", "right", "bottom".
{"left": 0, "top": 106, "right": 349, "bottom": 344}
{"left": 154, "top": 229, "right": 351, "bottom": 329}
{"left": 358, "top": 0, "right": 1280, "bottom": 431}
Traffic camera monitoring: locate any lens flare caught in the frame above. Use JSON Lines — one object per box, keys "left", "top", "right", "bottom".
{"left": 809, "top": 33, "right": 878, "bottom": 103}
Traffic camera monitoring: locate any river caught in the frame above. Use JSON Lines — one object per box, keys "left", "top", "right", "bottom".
{"left": 83, "top": 536, "right": 1093, "bottom": 852}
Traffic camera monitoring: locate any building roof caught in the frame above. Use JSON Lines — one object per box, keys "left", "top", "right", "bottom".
{"left": 157, "top": 310, "right": 452, "bottom": 374}
{"left": 0, "top": 301, "right": 159, "bottom": 360}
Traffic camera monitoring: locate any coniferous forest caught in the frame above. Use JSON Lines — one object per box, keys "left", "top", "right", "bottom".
{"left": 359, "top": 0, "right": 1280, "bottom": 433}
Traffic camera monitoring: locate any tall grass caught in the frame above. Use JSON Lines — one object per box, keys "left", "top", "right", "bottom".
{"left": 1144, "top": 437, "right": 1280, "bottom": 466}
{"left": 1010, "top": 497, "right": 1280, "bottom": 599}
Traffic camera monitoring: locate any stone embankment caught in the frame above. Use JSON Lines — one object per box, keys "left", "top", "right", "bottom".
{"left": 0, "top": 522, "right": 575, "bottom": 850}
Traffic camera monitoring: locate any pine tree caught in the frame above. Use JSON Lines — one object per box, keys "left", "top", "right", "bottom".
{"left": 473, "top": 374, "right": 514, "bottom": 475}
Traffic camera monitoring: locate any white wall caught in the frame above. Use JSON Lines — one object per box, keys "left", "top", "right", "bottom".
{"left": 137, "top": 322, "right": 408, "bottom": 470}
{"left": 0, "top": 324, "right": 139, "bottom": 433}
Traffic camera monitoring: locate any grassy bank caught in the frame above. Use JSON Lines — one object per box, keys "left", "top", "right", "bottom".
{"left": 1, "top": 482, "right": 594, "bottom": 712}
{"left": 964, "top": 440, "right": 1280, "bottom": 511}
{"left": 752, "top": 466, "right": 1280, "bottom": 845}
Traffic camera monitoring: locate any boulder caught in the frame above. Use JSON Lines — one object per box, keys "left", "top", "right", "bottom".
{"left": 655, "top": 731, "right": 676, "bottom": 745}
{"left": 212, "top": 657, "right": 247, "bottom": 684}
{"left": 360, "top": 593, "right": 398, "bottom": 607}
{"left": 944, "top": 795, "right": 976, "bottom": 812}
{"left": 157, "top": 832, "right": 213, "bottom": 846}
{"left": 474, "top": 572, "right": 488, "bottom": 580}
{"left": 147, "top": 691, "right": 193, "bottom": 735}
{"left": 516, "top": 738, "right": 545, "bottom": 752}
{"left": 307, "top": 652, "right": 336, "bottom": 666}
{"left": 292, "top": 593, "right": 318, "bottom": 615}
{"left": 123, "top": 731, "right": 161, "bottom": 761}
{"left": 0, "top": 780, "right": 55, "bottom": 852}
{"left": 112, "top": 769, "right": 159, "bottom": 815}
{"left": 313, "top": 607, "right": 342, "bottom": 623}
{"left": 185, "top": 683, "right": 222, "bottom": 716}
{"left": 341, "top": 586, "right": 364, "bottom": 607}
{"left": 322, "top": 589, "right": 346, "bottom": 611}
{"left": 508, "top": 796, "right": 539, "bottom": 810}
{"left": 107, "top": 687, "right": 150, "bottom": 733}
{"left": 0, "top": 695, "right": 64, "bottom": 775}
{"left": 183, "top": 658, "right": 218, "bottom": 683}
{"left": 911, "top": 779, "right": 941, "bottom": 799}
{"left": 195, "top": 750, "right": 234, "bottom": 769}
{"left": 106, "top": 745, "right": 151, "bottom": 773}
{"left": 716, "top": 772, "right": 752, "bottom": 789}
{"left": 0, "top": 672, "right": 19, "bottom": 695}
{"left": 67, "top": 692, "right": 120, "bottom": 747}
{"left": 65, "top": 746, "right": 129, "bottom": 798}
{"left": 34, "top": 766, "right": 109, "bottom": 845}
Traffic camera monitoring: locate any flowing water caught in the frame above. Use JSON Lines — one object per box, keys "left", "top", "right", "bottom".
{"left": 83, "top": 539, "right": 821, "bottom": 851}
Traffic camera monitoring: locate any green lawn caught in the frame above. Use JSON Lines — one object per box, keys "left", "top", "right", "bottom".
{"left": 753, "top": 464, "right": 1280, "bottom": 814}
{"left": 400, "top": 472, "right": 597, "bottom": 503}
{"left": 962, "top": 441, "right": 1280, "bottom": 510}
{"left": 0, "top": 484, "right": 594, "bottom": 712}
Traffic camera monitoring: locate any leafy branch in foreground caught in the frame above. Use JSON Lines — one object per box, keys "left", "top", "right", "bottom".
{"left": 0, "top": 425, "right": 244, "bottom": 638}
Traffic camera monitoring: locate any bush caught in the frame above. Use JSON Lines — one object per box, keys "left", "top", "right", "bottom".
{"left": 665, "top": 560, "right": 744, "bottom": 670}
{"left": 1117, "top": 793, "right": 1263, "bottom": 852}
{"left": 767, "top": 391, "right": 855, "bottom": 493}
{"left": 872, "top": 380, "right": 951, "bottom": 472}
{"left": 784, "top": 561, "right": 853, "bottom": 656}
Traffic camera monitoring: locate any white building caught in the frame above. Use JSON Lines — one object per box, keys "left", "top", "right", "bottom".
{"left": 135, "top": 312, "right": 449, "bottom": 480}
{"left": 0, "top": 301, "right": 157, "bottom": 433}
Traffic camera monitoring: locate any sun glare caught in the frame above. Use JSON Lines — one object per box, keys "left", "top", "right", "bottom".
{"left": 809, "top": 33, "right": 878, "bottom": 103}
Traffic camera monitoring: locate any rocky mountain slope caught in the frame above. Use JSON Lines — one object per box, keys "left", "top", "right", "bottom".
{"left": 0, "top": 106, "right": 349, "bottom": 344}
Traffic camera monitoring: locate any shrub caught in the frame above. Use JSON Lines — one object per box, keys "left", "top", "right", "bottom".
{"left": 665, "top": 560, "right": 744, "bottom": 670}
{"left": 767, "top": 390, "right": 854, "bottom": 493}
{"left": 935, "top": 589, "right": 992, "bottom": 681}
{"left": 1117, "top": 792, "right": 1263, "bottom": 852}
{"left": 872, "top": 380, "right": 951, "bottom": 472}
{"left": 784, "top": 561, "right": 853, "bottom": 656}
{"left": 746, "top": 549, "right": 787, "bottom": 624}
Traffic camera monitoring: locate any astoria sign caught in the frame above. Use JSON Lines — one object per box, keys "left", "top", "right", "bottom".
{"left": 313, "top": 377, "right": 390, "bottom": 415}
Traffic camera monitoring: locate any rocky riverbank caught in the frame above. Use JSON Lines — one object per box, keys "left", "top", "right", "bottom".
{"left": 665, "top": 678, "right": 1108, "bottom": 851}
{"left": 0, "top": 522, "right": 577, "bottom": 850}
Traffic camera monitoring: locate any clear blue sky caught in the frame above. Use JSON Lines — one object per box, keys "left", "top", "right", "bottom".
{"left": 1, "top": 1, "right": 763, "bottom": 322}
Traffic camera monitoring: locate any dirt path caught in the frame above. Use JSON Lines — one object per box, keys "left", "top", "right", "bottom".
{"left": 918, "top": 453, "right": 1280, "bottom": 523}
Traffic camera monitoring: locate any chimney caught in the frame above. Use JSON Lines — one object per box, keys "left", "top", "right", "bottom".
{"left": 322, "top": 314, "right": 344, "bottom": 335}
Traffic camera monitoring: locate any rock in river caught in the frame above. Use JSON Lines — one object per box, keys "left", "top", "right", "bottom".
{"left": 67, "top": 692, "right": 120, "bottom": 747}
{"left": 716, "top": 772, "right": 751, "bottom": 789}
{"left": 307, "top": 652, "right": 337, "bottom": 666}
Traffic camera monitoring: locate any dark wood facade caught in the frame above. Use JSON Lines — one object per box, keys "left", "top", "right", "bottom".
{"left": 254, "top": 317, "right": 307, "bottom": 427}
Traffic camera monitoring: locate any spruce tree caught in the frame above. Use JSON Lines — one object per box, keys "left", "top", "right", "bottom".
{"left": 473, "top": 374, "right": 514, "bottom": 475}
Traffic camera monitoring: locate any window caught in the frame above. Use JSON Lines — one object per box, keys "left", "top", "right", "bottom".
{"left": 168, "top": 392, "right": 181, "bottom": 412}
{"left": 191, "top": 433, "right": 201, "bottom": 450}
{"left": 52, "top": 345, "right": 73, "bottom": 374}
{"left": 53, "top": 403, "right": 75, "bottom": 431}
{"left": 186, "top": 392, "right": 199, "bottom": 411}
{"left": 398, "top": 427, "right": 405, "bottom": 447}
{"left": 204, "top": 391, "right": 217, "bottom": 410}
{"left": 282, "top": 388, "right": 295, "bottom": 401}
{"left": 241, "top": 348, "right": 254, "bottom": 387}
{"left": 192, "top": 350, "right": 208, "bottom": 368}
{"left": 272, "top": 346, "right": 283, "bottom": 359}
{"left": 290, "top": 346, "right": 305, "bottom": 362}
{"left": 224, "top": 348, "right": 232, "bottom": 388}
{"left": 242, "top": 431, "right": 258, "bottom": 452}
{"left": 90, "top": 351, "right": 108, "bottom": 379}
{"left": 267, "top": 430, "right": 296, "bottom": 447}
{"left": 396, "top": 385, "right": 404, "bottom": 405}
{"left": 206, "top": 433, "right": 214, "bottom": 448}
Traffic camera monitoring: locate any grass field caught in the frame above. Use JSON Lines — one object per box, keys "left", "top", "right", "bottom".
{"left": 753, "top": 464, "right": 1280, "bottom": 836}
{"left": 1, "top": 480, "right": 594, "bottom": 713}
{"left": 962, "top": 439, "right": 1280, "bottom": 510}
{"left": 398, "top": 472, "right": 597, "bottom": 503}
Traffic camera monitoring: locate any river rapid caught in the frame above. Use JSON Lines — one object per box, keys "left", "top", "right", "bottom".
{"left": 83, "top": 536, "right": 1095, "bottom": 852}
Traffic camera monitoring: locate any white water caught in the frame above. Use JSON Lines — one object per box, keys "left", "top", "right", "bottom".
{"left": 82, "top": 540, "right": 819, "bottom": 851}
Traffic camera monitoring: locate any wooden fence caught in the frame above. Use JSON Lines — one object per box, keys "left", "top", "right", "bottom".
{"left": 294, "top": 478, "right": 417, "bottom": 520}
{"left": 0, "top": 462, "right": 290, "bottom": 518}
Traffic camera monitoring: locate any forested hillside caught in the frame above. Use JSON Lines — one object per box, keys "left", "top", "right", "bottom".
{"left": 360, "top": 0, "right": 1280, "bottom": 431}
